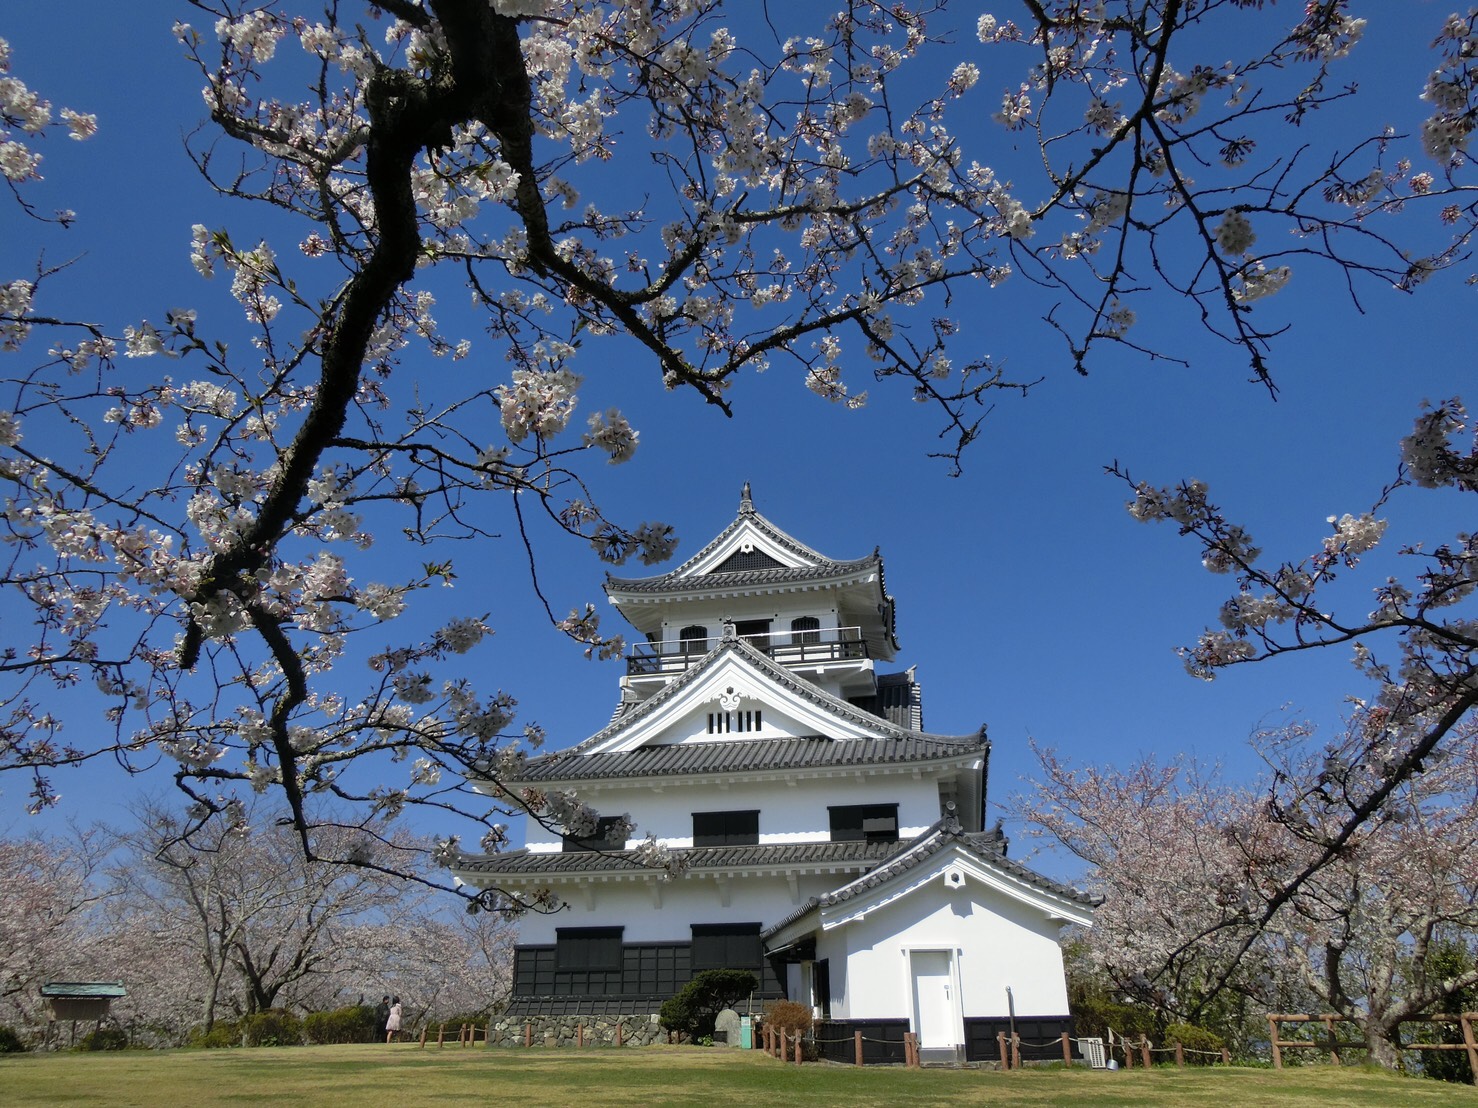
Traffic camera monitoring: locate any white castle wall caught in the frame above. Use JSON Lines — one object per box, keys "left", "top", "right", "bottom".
{"left": 523, "top": 769, "right": 953, "bottom": 851}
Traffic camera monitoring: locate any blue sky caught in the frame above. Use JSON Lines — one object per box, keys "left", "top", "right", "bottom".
{"left": 2, "top": 3, "right": 1471, "bottom": 877}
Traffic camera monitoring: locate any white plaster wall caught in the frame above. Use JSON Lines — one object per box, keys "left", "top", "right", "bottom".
{"left": 523, "top": 770, "right": 949, "bottom": 850}
{"left": 513, "top": 870, "right": 847, "bottom": 944}
{"left": 657, "top": 597, "right": 842, "bottom": 645}
{"left": 818, "top": 873, "right": 1070, "bottom": 1021}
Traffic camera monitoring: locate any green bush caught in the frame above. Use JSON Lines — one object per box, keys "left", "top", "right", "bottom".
{"left": 1071, "top": 996, "right": 1157, "bottom": 1041}
{"left": 659, "top": 969, "right": 758, "bottom": 1041}
{"left": 304, "top": 1005, "right": 378, "bottom": 1045}
{"left": 1165, "top": 1022, "right": 1225, "bottom": 1062}
{"left": 76, "top": 1025, "right": 129, "bottom": 1051}
{"left": 241, "top": 1009, "right": 303, "bottom": 1047}
{"left": 187, "top": 1019, "right": 242, "bottom": 1049}
{"left": 0, "top": 1025, "right": 27, "bottom": 1053}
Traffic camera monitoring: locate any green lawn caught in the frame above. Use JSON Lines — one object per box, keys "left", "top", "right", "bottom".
{"left": 4, "top": 1044, "right": 1477, "bottom": 1107}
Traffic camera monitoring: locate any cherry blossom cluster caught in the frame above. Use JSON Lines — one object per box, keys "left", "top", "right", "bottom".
{"left": 0, "top": 37, "right": 97, "bottom": 184}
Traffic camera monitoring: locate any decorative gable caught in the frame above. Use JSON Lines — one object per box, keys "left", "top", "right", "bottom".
{"left": 708, "top": 547, "right": 786, "bottom": 575}
{"left": 584, "top": 641, "right": 901, "bottom": 754}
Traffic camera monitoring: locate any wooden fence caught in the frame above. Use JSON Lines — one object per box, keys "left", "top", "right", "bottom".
{"left": 1267, "top": 1012, "right": 1478, "bottom": 1080}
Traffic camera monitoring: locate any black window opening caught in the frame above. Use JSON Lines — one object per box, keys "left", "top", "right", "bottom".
{"left": 691, "top": 923, "right": 763, "bottom": 971}
{"left": 561, "top": 815, "right": 626, "bottom": 853}
{"left": 790, "top": 616, "right": 821, "bottom": 644}
{"left": 706, "top": 708, "right": 761, "bottom": 735}
{"left": 829, "top": 803, "right": 899, "bottom": 843}
{"left": 734, "top": 619, "right": 772, "bottom": 650}
{"left": 692, "top": 809, "right": 760, "bottom": 848}
{"left": 679, "top": 624, "right": 708, "bottom": 655}
{"left": 555, "top": 927, "right": 623, "bottom": 972}
{"left": 814, "top": 958, "right": 832, "bottom": 1020}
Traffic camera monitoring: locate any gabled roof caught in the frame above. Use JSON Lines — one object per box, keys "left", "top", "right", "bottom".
{"left": 763, "top": 820, "right": 1098, "bottom": 941}
{"left": 604, "top": 484, "right": 900, "bottom": 655}
{"left": 608, "top": 482, "right": 842, "bottom": 585}
{"left": 487, "top": 634, "right": 985, "bottom": 783}
{"left": 450, "top": 837, "right": 902, "bottom": 882}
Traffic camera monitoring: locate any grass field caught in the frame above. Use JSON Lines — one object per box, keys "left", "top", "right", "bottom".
{"left": 5, "top": 1044, "right": 1478, "bottom": 1107}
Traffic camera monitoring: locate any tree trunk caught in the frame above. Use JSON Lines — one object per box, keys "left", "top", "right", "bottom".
{"left": 1364, "top": 1023, "right": 1401, "bottom": 1070}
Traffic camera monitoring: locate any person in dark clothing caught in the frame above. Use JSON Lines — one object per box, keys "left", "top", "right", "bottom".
{"left": 374, "top": 996, "right": 390, "bottom": 1043}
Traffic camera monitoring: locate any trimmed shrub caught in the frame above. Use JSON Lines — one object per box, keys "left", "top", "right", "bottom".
{"left": 187, "top": 1019, "right": 242, "bottom": 1049}
{"left": 1165, "top": 1022, "right": 1225, "bottom": 1062}
{"left": 659, "top": 969, "right": 758, "bottom": 1041}
{"left": 762, "top": 999, "right": 813, "bottom": 1035}
{"left": 241, "top": 1009, "right": 304, "bottom": 1047}
{"left": 0, "top": 1025, "right": 27, "bottom": 1053}
{"left": 76, "top": 1025, "right": 129, "bottom": 1051}
{"left": 304, "top": 1005, "right": 378, "bottom": 1045}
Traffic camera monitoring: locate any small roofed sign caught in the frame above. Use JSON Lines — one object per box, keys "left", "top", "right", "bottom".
{"left": 40, "top": 981, "right": 126, "bottom": 1023}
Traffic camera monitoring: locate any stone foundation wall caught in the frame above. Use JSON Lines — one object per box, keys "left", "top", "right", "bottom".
{"left": 484, "top": 1014, "right": 667, "bottom": 1048}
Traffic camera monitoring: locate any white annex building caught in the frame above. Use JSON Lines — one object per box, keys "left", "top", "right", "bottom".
{"left": 453, "top": 486, "right": 1095, "bottom": 1063}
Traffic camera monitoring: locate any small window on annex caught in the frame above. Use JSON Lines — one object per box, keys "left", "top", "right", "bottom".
{"left": 691, "top": 923, "right": 763, "bottom": 970}
{"left": 561, "top": 815, "right": 626, "bottom": 853}
{"left": 828, "top": 803, "right": 899, "bottom": 843}
{"left": 555, "top": 927, "right": 623, "bottom": 972}
{"left": 692, "top": 809, "right": 760, "bottom": 848}
{"left": 679, "top": 624, "right": 708, "bottom": 655}
{"left": 790, "top": 616, "right": 821, "bottom": 644}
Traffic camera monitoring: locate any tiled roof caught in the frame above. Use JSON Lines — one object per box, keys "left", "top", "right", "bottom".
{"left": 605, "top": 554, "right": 881, "bottom": 595}
{"left": 501, "top": 636, "right": 982, "bottom": 773}
{"left": 762, "top": 821, "right": 1098, "bottom": 939}
{"left": 509, "top": 733, "right": 986, "bottom": 784}
{"left": 40, "top": 981, "right": 127, "bottom": 998}
{"left": 452, "top": 837, "right": 903, "bottom": 879}
{"left": 623, "top": 484, "right": 838, "bottom": 582}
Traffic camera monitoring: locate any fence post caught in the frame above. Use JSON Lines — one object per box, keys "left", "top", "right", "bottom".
{"left": 793, "top": 1031, "right": 803, "bottom": 1065}
{"left": 616, "top": 1020, "right": 624, "bottom": 1048}
{"left": 577, "top": 1022, "right": 584, "bottom": 1049}
{"left": 1268, "top": 1016, "right": 1282, "bottom": 1069}
{"left": 997, "top": 1031, "right": 1008, "bottom": 1068}
{"left": 855, "top": 1029, "right": 864, "bottom": 1067}
{"left": 419, "top": 1027, "right": 427, "bottom": 1049}
{"left": 1122, "top": 1038, "right": 1133, "bottom": 1069}
{"left": 1062, "top": 1032, "right": 1072, "bottom": 1066}
{"left": 1175, "top": 1041, "right": 1184, "bottom": 1067}
{"left": 437, "top": 1025, "right": 444, "bottom": 1048}
{"left": 1323, "top": 1016, "right": 1340, "bottom": 1066}
{"left": 1463, "top": 1013, "right": 1478, "bottom": 1084}
{"left": 1140, "top": 1037, "right": 1151, "bottom": 1069}
{"left": 1012, "top": 1032, "right": 1021, "bottom": 1070}
{"left": 525, "top": 1021, "right": 532, "bottom": 1049}
{"left": 908, "top": 1031, "right": 920, "bottom": 1068}
{"left": 1221, "top": 1047, "right": 1230, "bottom": 1066}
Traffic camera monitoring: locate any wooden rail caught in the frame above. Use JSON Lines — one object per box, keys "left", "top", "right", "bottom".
{"left": 1268, "top": 1012, "right": 1478, "bottom": 1080}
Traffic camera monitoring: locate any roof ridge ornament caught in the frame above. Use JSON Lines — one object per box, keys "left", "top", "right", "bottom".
{"left": 739, "top": 481, "right": 754, "bottom": 514}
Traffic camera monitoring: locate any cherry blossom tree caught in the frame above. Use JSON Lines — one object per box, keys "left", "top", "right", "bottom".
{"left": 1011, "top": 747, "right": 1292, "bottom": 1045}
{"left": 0, "top": 828, "right": 110, "bottom": 1032}
{"left": 109, "top": 802, "right": 412, "bottom": 1028}
{"left": 3, "top": 2, "right": 1478, "bottom": 901}
{"left": 1016, "top": 718, "right": 1478, "bottom": 1068}
{"left": 1113, "top": 398, "right": 1477, "bottom": 922}
{"left": 103, "top": 802, "right": 514, "bottom": 1040}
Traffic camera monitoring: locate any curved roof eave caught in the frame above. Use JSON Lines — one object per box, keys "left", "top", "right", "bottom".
{"left": 520, "top": 634, "right": 983, "bottom": 766}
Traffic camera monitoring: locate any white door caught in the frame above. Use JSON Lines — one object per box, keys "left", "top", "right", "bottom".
{"left": 910, "top": 950, "right": 956, "bottom": 1049}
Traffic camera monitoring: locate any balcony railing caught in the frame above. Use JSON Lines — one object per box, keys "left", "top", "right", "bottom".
{"left": 626, "top": 626, "right": 870, "bottom": 677}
